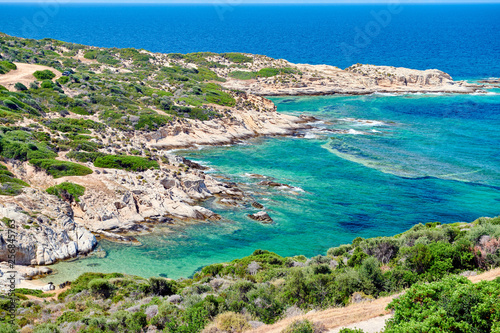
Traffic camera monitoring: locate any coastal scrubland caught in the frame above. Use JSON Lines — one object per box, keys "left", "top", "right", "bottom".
{"left": 0, "top": 32, "right": 497, "bottom": 333}
{"left": 0, "top": 215, "right": 498, "bottom": 332}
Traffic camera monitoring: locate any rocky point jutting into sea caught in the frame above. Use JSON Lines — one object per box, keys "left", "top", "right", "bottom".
{"left": 0, "top": 33, "right": 488, "bottom": 286}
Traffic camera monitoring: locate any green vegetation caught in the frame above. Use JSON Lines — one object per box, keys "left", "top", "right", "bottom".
{"left": 385, "top": 276, "right": 500, "bottom": 332}
{"left": 0, "top": 60, "right": 16, "bottom": 74}
{"left": 1, "top": 216, "right": 14, "bottom": 228}
{"left": 282, "top": 320, "right": 325, "bottom": 333}
{"left": 222, "top": 53, "right": 253, "bottom": 63}
{"left": 229, "top": 67, "right": 298, "bottom": 80}
{"left": 94, "top": 154, "right": 159, "bottom": 172}
{"left": 14, "top": 82, "right": 27, "bottom": 91}
{"left": 30, "top": 159, "right": 92, "bottom": 178}
{"left": 14, "top": 289, "right": 54, "bottom": 298}
{"left": 4, "top": 216, "right": 500, "bottom": 332}
{"left": 66, "top": 151, "right": 106, "bottom": 163}
{"left": 0, "top": 163, "right": 29, "bottom": 195}
{"left": 0, "top": 129, "right": 57, "bottom": 161}
{"left": 44, "top": 118, "right": 105, "bottom": 134}
{"left": 46, "top": 181, "right": 85, "bottom": 202}
{"left": 33, "top": 69, "right": 55, "bottom": 80}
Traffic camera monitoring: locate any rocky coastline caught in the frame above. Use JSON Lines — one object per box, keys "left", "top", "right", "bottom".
{"left": 0, "top": 33, "right": 491, "bottom": 289}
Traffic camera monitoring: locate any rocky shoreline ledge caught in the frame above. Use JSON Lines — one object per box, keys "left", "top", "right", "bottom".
{"left": 0, "top": 33, "right": 491, "bottom": 288}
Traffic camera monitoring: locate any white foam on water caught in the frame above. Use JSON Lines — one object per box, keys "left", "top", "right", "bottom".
{"left": 371, "top": 92, "right": 397, "bottom": 96}
{"left": 346, "top": 129, "right": 368, "bottom": 135}
{"left": 303, "top": 132, "right": 319, "bottom": 139}
{"left": 339, "top": 118, "right": 388, "bottom": 127}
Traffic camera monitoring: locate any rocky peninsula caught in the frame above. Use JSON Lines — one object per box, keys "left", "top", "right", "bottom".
{"left": 0, "top": 33, "right": 488, "bottom": 286}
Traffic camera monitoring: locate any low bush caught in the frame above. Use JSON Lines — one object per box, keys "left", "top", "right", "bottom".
{"left": 40, "top": 80, "right": 54, "bottom": 89}
{"left": 222, "top": 53, "right": 253, "bottom": 64}
{"left": 44, "top": 118, "right": 105, "bottom": 134}
{"left": 148, "top": 277, "right": 178, "bottom": 296}
{"left": 282, "top": 319, "right": 326, "bottom": 333}
{"left": 33, "top": 69, "right": 56, "bottom": 80}
{"left": 94, "top": 154, "right": 159, "bottom": 172}
{"left": 0, "top": 130, "right": 58, "bottom": 161}
{"left": 29, "top": 159, "right": 93, "bottom": 178}
{"left": 0, "top": 61, "right": 16, "bottom": 74}
{"left": 46, "top": 182, "right": 85, "bottom": 202}
{"left": 57, "top": 76, "right": 70, "bottom": 85}
{"left": 66, "top": 151, "right": 106, "bottom": 163}
{"left": 385, "top": 276, "right": 500, "bottom": 333}
{"left": 212, "top": 312, "right": 250, "bottom": 333}
{"left": 0, "top": 172, "right": 29, "bottom": 196}
{"left": 88, "top": 278, "right": 114, "bottom": 298}
{"left": 14, "top": 82, "right": 27, "bottom": 91}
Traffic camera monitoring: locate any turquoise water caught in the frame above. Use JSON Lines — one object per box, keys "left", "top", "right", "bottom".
{"left": 14, "top": 3, "right": 498, "bottom": 284}
{"left": 43, "top": 92, "right": 500, "bottom": 284}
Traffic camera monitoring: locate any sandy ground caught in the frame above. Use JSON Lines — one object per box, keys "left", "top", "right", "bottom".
{"left": 0, "top": 62, "right": 62, "bottom": 91}
{"left": 251, "top": 267, "right": 500, "bottom": 333}
{"left": 328, "top": 315, "right": 392, "bottom": 333}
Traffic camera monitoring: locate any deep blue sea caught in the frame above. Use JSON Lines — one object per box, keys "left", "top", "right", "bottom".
{"left": 1, "top": 4, "right": 500, "bottom": 78}
{"left": 1, "top": 4, "right": 499, "bottom": 282}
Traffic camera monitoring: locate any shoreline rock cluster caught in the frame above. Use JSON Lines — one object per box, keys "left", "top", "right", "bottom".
{"left": 217, "top": 59, "right": 485, "bottom": 96}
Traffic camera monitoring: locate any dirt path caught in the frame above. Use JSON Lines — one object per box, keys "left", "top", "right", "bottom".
{"left": 0, "top": 62, "right": 61, "bottom": 91}
{"left": 24, "top": 286, "right": 70, "bottom": 302}
{"left": 250, "top": 267, "right": 500, "bottom": 333}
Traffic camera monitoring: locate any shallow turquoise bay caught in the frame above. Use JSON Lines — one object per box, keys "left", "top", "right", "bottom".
{"left": 43, "top": 92, "right": 500, "bottom": 283}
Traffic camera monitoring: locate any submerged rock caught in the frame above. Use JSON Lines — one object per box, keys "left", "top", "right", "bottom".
{"left": 258, "top": 180, "right": 291, "bottom": 188}
{"left": 248, "top": 211, "right": 273, "bottom": 224}
{"left": 251, "top": 202, "right": 264, "bottom": 209}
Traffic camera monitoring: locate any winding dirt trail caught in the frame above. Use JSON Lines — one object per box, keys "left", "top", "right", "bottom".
{"left": 250, "top": 267, "right": 500, "bottom": 333}
{"left": 0, "top": 62, "right": 61, "bottom": 91}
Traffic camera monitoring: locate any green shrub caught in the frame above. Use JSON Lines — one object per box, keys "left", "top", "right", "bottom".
{"left": 229, "top": 71, "right": 257, "bottom": 80}
{"left": 57, "top": 76, "right": 70, "bottom": 85}
{"left": 88, "top": 278, "right": 114, "bottom": 298}
{"left": 386, "top": 276, "right": 500, "bottom": 333}
{"left": 14, "top": 82, "right": 27, "bottom": 91}
{"left": 0, "top": 323, "right": 17, "bottom": 333}
{"left": 69, "top": 106, "right": 90, "bottom": 115}
{"left": 0, "top": 61, "right": 16, "bottom": 75}
{"left": 55, "top": 311, "right": 81, "bottom": 325}
{"left": 33, "top": 323, "right": 61, "bottom": 333}
{"left": 40, "top": 80, "right": 54, "bottom": 89}
{"left": 33, "top": 70, "right": 56, "bottom": 80}
{"left": 44, "top": 118, "right": 105, "bottom": 134}
{"left": 222, "top": 53, "right": 253, "bottom": 64}
{"left": 148, "top": 277, "right": 178, "bottom": 296}
{"left": 0, "top": 130, "right": 57, "bottom": 161}
{"left": 282, "top": 319, "right": 325, "bottom": 333}
{"left": 327, "top": 244, "right": 353, "bottom": 257}
{"left": 0, "top": 171, "right": 29, "bottom": 196}
{"left": 2, "top": 99, "right": 18, "bottom": 110}
{"left": 29, "top": 159, "right": 93, "bottom": 178}
{"left": 347, "top": 247, "right": 368, "bottom": 267}
{"left": 212, "top": 312, "right": 251, "bottom": 333}
{"left": 66, "top": 151, "right": 106, "bottom": 163}
{"left": 94, "top": 155, "right": 159, "bottom": 172}
{"left": 126, "top": 312, "right": 148, "bottom": 331}
{"left": 46, "top": 182, "right": 85, "bottom": 202}
{"left": 229, "top": 67, "right": 297, "bottom": 80}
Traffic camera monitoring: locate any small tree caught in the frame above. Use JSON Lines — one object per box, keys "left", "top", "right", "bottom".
{"left": 148, "top": 277, "right": 177, "bottom": 296}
